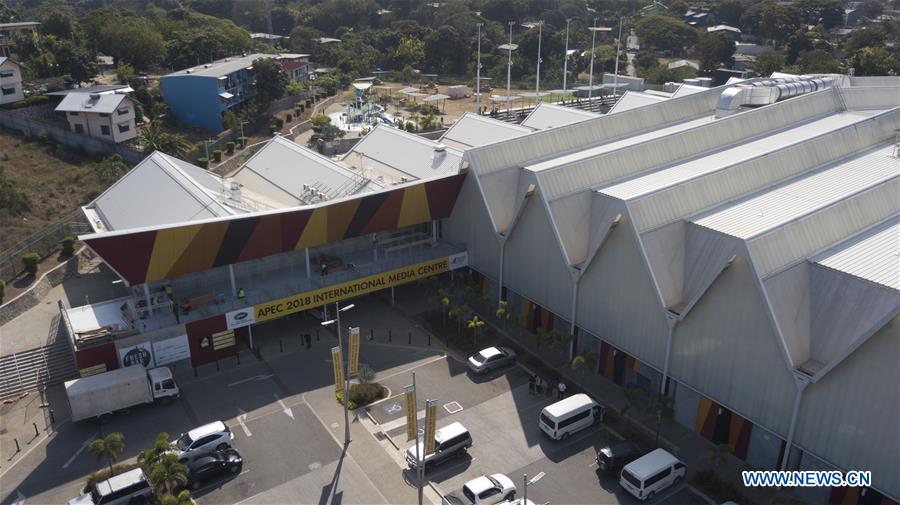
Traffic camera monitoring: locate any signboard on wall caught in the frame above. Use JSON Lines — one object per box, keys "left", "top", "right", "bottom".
{"left": 118, "top": 342, "right": 154, "bottom": 368}
{"left": 254, "top": 255, "right": 466, "bottom": 323}
{"left": 225, "top": 307, "right": 256, "bottom": 329}
{"left": 152, "top": 334, "right": 190, "bottom": 366}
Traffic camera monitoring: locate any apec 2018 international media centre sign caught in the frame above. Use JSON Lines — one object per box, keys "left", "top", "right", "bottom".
{"left": 253, "top": 253, "right": 467, "bottom": 323}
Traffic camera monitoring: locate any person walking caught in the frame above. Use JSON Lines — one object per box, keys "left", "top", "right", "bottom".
{"left": 557, "top": 381, "right": 567, "bottom": 399}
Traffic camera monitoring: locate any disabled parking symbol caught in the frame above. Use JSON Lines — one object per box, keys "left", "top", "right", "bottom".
{"left": 383, "top": 401, "right": 402, "bottom": 415}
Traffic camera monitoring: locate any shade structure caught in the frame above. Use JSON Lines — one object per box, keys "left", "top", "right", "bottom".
{"left": 547, "top": 89, "right": 574, "bottom": 95}
{"left": 424, "top": 93, "right": 451, "bottom": 102}
{"left": 352, "top": 82, "right": 373, "bottom": 91}
{"left": 519, "top": 91, "right": 551, "bottom": 98}
{"left": 399, "top": 87, "right": 419, "bottom": 94}
{"left": 489, "top": 95, "right": 521, "bottom": 102}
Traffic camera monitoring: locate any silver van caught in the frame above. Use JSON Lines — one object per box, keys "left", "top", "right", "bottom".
{"left": 538, "top": 393, "right": 603, "bottom": 440}
{"left": 69, "top": 468, "right": 152, "bottom": 505}
{"left": 406, "top": 422, "right": 472, "bottom": 470}
{"left": 619, "top": 448, "right": 686, "bottom": 500}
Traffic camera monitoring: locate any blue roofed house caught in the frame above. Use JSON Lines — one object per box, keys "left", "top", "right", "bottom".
{"left": 159, "top": 53, "right": 276, "bottom": 132}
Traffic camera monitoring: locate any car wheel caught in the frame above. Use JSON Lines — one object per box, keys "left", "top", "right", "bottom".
{"left": 216, "top": 443, "right": 229, "bottom": 451}
{"left": 674, "top": 476, "right": 682, "bottom": 486}
{"left": 230, "top": 464, "right": 240, "bottom": 474}
{"left": 647, "top": 491, "right": 655, "bottom": 500}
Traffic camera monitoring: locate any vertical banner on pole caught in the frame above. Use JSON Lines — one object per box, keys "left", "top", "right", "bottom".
{"left": 424, "top": 399, "right": 437, "bottom": 454}
{"left": 348, "top": 326, "right": 360, "bottom": 374}
{"left": 404, "top": 385, "right": 417, "bottom": 441}
{"left": 331, "top": 346, "right": 343, "bottom": 392}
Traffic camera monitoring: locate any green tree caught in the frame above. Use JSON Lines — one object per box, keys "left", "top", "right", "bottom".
{"left": 161, "top": 490, "right": 193, "bottom": 505}
{"left": 0, "top": 170, "right": 31, "bottom": 216}
{"left": 159, "top": 9, "right": 253, "bottom": 69}
{"left": 797, "top": 49, "right": 841, "bottom": 73}
{"left": 137, "top": 432, "right": 171, "bottom": 469}
{"left": 399, "top": 64, "right": 417, "bottom": 84}
{"left": 742, "top": 2, "right": 800, "bottom": 45}
{"left": 394, "top": 36, "right": 425, "bottom": 68}
{"left": 358, "top": 365, "right": 376, "bottom": 384}
{"left": 82, "top": 10, "right": 166, "bottom": 69}
{"left": 842, "top": 27, "right": 887, "bottom": 54}
{"left": 310, "top": 113, "right": 331, "bottom": 132}
{"left": 466, "top": 315, "right": 485, "bottom": 348}
{"left": 148, "top": 453, "right": 188, "bottom": 496}
{"left": 634, "top": 15, "right": 698, "bottom": 52}
{"left": 621, "top": 387, "right": 644, "bottom": 426}
{"left": 753, "top": 51, "right": 786, "bottom": 76}
{"left": 116, "top": 63, "right": 136, "bottom": 85}
{"left": 92, "top": 155, "right": 130, "bottom": 185}
{"left": 141, "top": 121, "right": 189, "bottom": 158}
{"left": 857, "top": 0, "right": 884, "bottom": 19}
{"left": 253, "top": 57, "right": 288, "bottom": 106}
{"left": 850, "top": 47, "right": 899, "bottom": 76}
{"left": 89, "top": 432, "right": 125, "bottom": 475}
{"left": 570, "top": 351, "right": 598, "bottom": 387}
{"left": 796, "top": 0, "right": 844, "bottom": 29}
{"left": 696, "top": 32, "right": 735, "bottom": 74}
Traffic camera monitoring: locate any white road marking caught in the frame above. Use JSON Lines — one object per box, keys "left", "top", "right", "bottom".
{"left": 227, "top": 374, "right": 273, "bottom": 387}
{"left": 62, "top": 434, "right": 96, "bottom": 469}
{"left": 376, "top": 355, "right": 447, "bottom": 381}
{"left": 12, "top": 489, "right": 26, "bottom": 505}
{"left": 273, "top": 394, "right": 295, "bottom": 420}
{"left": 649, "top": 483, "right": 685, "bottom": 505}
{"left": 235, "top": 408, "right": 252, "bottom": 437}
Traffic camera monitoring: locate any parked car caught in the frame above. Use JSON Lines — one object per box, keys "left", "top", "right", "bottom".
{"left": 619, "top": 448, "right": 686, "bottom": 501}
{"left": 444, "top": 474, "right": 516, "bottom": 505}
{"left": 539, "top": 393, "right": 604, "bottom": 440}
{"left": 186, "top": 449, "right": 243, "bottom": 490}
{"left": 467, "top": 347, "right": 516, "bottom": 374}
{"left": 172, "top": 420, "right": 233, "bottom": 463}
{"left": 406, "top": 422, "right": 472, "bottom": 470}
{"left": 596, "top": 440, "right": 641, "bottom": 474}
{"left": 69, "top": 468, "right": 152, "bottom": 505}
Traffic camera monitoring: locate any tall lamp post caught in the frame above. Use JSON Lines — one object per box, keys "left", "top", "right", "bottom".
{"left": 476, "top": 22, "right": 483, "bottom": 114}
{"left": 322, "top": 302, "right": 355, "bottom": 445}
{"left": 535, "top": 21, "right": 543, "bottom": 100}
{"left": 562, "top": 18, "right": 571, "bottom": 95}
{"left": 613, "top": 17, "right": 624, "bottom": 96}
{"left": 587, "top": 19, "right": 600, "bottom": 100}
{"left": 499, "top": 21, "right": 519, "bottom": 114}
{"left": 523, "top": 471, "right": 546, "bottom": 505}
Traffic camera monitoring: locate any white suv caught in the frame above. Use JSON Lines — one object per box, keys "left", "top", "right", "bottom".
{"left": 172, "top": 421, "right": 233, "bottom": 464}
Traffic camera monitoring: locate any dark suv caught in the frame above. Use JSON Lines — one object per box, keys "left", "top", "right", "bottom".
{"left": 596, "top": 440, "right": 641, "bottom": 474}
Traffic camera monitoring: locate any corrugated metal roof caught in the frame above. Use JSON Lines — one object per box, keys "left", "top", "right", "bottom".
{"left": 600, "top": 110, "right": 884, "bottom": 201}
{"left": 815, "top": 218, "right": 900, "bottom": 291}
{"left": 438, "top": 113, "right": 531, "bottom": 149}
{"left": 692, "top": 144, "right": 899, "bottom": 239}
{"left": 55, "top": 92, "right": 129, "bottom": 114}
{"left": 347, "top": 125, "right": 462, "bottom": 183}
{"left": 520, "top": 103, "right": 599, "bottom": 129}
{"left": 163, "top": 53, "right": 275, "bottom": 78}
{"left": 606, "top": 91, "right": 667, "bottom": 114}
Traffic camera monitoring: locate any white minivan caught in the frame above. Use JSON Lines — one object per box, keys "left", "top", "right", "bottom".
{"left": 538, "top": 393, "right": 604, "bottom": 440}
{"left": 619, "top": 448, "right": 686, "bottom": 501}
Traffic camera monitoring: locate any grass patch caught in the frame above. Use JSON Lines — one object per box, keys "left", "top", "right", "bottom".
{"left": 336, "top": 382, "right": 387, "bottom": 410}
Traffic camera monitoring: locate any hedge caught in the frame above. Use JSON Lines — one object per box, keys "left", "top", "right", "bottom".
{"left": 21, "top": 252, "right": 40, "bottom": 276}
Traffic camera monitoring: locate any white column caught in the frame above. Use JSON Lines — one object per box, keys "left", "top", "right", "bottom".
{"left": 248, "top": 324, "right": 254, "bottom": 349}
{"left": 391, "top": 286, "right": 395, "bottom": 306}
{"left": 498, "top": 239, "right": 506, "bottom": 303}
{"left": 780, "top": 376, "right": 809, "bottom": 470}
{"left": 229, "top": 264, "right": 237, "bottom": 296}
{"left": 431, "top": 220, "right": 437, "bottom": 244}
{"left": 305, "top": 248, "right": 311, "bottom": 278}
{"left": 143, "top": 283, "right": 152, "bottom": 315}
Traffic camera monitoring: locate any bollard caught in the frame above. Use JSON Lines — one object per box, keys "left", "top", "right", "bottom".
{"left": 316, "top": 329, "right": 320, "bottom": 341}
{"left": 216, "top": 360, "right": 220, "bottom": 371}
{"left": 428, "top": 334, "right": 431, "bottom": 346}
{"left": 14, "top": 438, "right": 20, "bottom": 453}
{"left": 194, "top": 367, "right": 198, "bottom": 377}
{"left": 280, "top": 339, "right": 283, "bottom": 352}
{"left": 33, "top": 422, "right": 38, "bottom": 437}
{"left": 49, "top": 408, "right": 55, "bottom": 425}
{"left": 408, "top": 331, "right": 411, "bottom": 344}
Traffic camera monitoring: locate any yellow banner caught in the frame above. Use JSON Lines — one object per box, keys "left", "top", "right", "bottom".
{"left": 405, "top": 387, "right": 417, "bottom": 441}
{"left": 348, "top": 327, "right": 360, "bottom": 375}
{"left": 332, "top": 346, "right": 343, "bottom": 392}
{"left": 254, "top": 256, "right": 453, "bottom": 323}
{"left": 424, "top": 400, "right": 437, "bottom": 454}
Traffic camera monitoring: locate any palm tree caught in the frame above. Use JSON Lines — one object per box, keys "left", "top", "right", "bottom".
{"left": 571, "top": 351, "right": 599, "bottom": 387}
{"left": 138, "top": 432, "right": 171, "bottom": 469}
{"left": 441, "top": 296, "right": 450, "bottom": 328}
{"left": 495, "top": 300, "right": 511, "bottom": 330}
{"left": 149, "top": 453, "right": 189, "bottom": 496}
{"left": 706, "top": 443, "right": 732, "bottom": 468}
{"left": 408, "top": 112, "right": 420, "bottom": 131}
{"left": 621, "top": 386, "right": 645, "bottom": 426}
{"left": 161, "top": 490, "right": 193, "bottom": 505}
{"left": 141, "top": 121, "right": 189, "bottom": 158}
{"left": 466, "top": 315, "right": 486, "bottom": 349}
{"left": 89, "top": 432, "right": 125, "bottom": 475}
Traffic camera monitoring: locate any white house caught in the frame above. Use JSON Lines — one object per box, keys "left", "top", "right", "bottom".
{"left": 0, "top": 57, "right": 24, "bottom": 105}
{"left": 55, "top": 92, "right": 137, "bottom": 143}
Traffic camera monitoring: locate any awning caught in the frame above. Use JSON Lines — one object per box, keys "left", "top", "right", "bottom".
{"left": 424, "top": 94, "right": 450, "bottom": 102}
{"left": 219, "top": 92, "right": 234, "bottom": 99}
{"left": 489, "top": 95, "right": 521, "bottom": 102}
{"left": 352, "top": 82, "right": 373, "bottom": 91}
{"left": 399, "top": 87, "right": 420, "bottom": 94}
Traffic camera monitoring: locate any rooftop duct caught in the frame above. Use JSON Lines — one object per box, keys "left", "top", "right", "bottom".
{"left": 715, "top": 77, "right": 834, "bottom": 118}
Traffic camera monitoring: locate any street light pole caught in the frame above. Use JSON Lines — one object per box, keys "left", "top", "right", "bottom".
{"left": 322, "top": 302, "right": 355, "bottom": 446}
{"left": 476, "top": 22, "right": 483, "bottom": 114}
{"left": 613, "top": 17, "right": 624, "bottom": 96}
{"left": 562, "top": 19, "right": 571, "bottom": 95}
{"left": 588, "top": 18, "right": 598, "bottom": 99}
{"left": 506, "top": 21, "right": 514, "bottom": 113}
{"left": 523, "top": 471, "right": 545, "bottom": 505}
{"left": 535, "top": 21, "right": 543, "bottom": 100}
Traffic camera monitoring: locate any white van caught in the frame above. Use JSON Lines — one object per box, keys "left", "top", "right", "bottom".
{"left": 619, "top": 448, "right": 686, "bottom": 501}
{"left": 538, "top": 393, "right": 603, "bottom": 440}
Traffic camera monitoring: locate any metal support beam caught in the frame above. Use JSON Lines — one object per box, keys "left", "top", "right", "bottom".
{"left": 229, "top": 265, "right": 237, "bottom": 296}
{"left": 780, "top": 376, "right": 809, "bottom": 471}
{"left": 248, "top": 324, "right": 255, "bottom": 349}
{"left": 305, "top": 248, "right": 311, "bottom": 278}
{"left": 497, "top": 238, "right": 507, "bottom": 303}
{"left": 659, "top": 315, "right": 678, "bottom": 395}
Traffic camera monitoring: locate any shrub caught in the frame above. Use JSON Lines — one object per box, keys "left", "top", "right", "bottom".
{"left": 196, "top": 157, "right": 208, "bottom": 169}
{"left": 61, "top": 236, "right": 75, "bottom": 256}
{"left": 226, "top": 142, "right": 235, "bottom": 154}
{"left": 21, "top": 252, "right": 40, "bottom": 276}
{"left": 285, "top": 113, "right": 293, "bottom": 122}
{"left": 335, "top": 390, "right": 358, "bottom": 410}
{"left": 0, "top": 280, "right": 5, "bottom": 303}
{"left": 12, "top": 95, "right": 49, "bottom": 109}
{"left": 349, "top": 383, "right": 385, "bottom": 406}
{"left": 237, "top": 137, "right": 248, "bottom": 149}
{"left": 37, "top": 131, "right": 50, "bottom": 143}
{"left": 305, "top": 99, "right": 311, "bottom": 107}
{"left": 275, "top": 117, "right": 284, "bottom": 129}
{"left": 212, "top": 149, "right": 222, "bottom": 162}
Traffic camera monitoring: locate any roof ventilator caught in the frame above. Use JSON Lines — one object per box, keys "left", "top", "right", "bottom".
{"left": 715, "top": 76, "right": 834, "bottom": 118}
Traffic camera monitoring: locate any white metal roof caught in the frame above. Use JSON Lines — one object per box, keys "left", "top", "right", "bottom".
{"left": 520, "top": 103, "right": 599, "bottom": 129}
{"left": 346, "top": 125, "right": 462, "bottom": 183}
{"left": 606, "top": 91, "right": 667, "bottom": 114}
{"left": 439, "top": 113, "right": 532, "bottom": 149}
{"left": 55, "top": 92, "right": 129, "bottom": 114}
{"left": 542, "top": 393, "right": 596, "bottom": 418}
{"left": 692, "top": 144, "right": 899, "bottom": 240}
{"left": 815, "top": 218, "right": 900, "bottom": 291}
{"left": 163, "top": 53, "right": 275, "bottom": 78}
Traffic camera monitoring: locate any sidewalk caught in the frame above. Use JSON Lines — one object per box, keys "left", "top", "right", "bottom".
{"left": 0, "top": 387, "right": 61, "bottom": 469}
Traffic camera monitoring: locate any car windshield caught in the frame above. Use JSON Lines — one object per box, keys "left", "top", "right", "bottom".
{"left": 474, "top": 352, "right": 489, "bottom": 362}
{"left": 487, "top": 476, "right": 500, "bottom": 489}
{"left": 462, "top": 485, "right": 476, "bottom": 503}
{"left": 176, "top": 433, "right": 193, "bottom": 450}
{"left": 622, "top": 469, "right": 642, "bottom": 488}
{"left": 540, "top": 413, "right": 555, "bottom": 429}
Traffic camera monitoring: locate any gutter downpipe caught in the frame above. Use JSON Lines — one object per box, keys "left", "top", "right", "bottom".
{"left": 780, "top": 372, "right": 810, "bottom": 470}
{"left": 659, "top": 313, "right": 678, "bottom": 395}
{"left": 498, "top": 235, "right": 507, "bottom": 303}
{"left": 569, "top": 268, "right": 583, "bottom": 359}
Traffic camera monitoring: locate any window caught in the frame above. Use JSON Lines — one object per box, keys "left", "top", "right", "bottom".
{"left": 73, "top": 124, "right": 84, "bottom": 134}
{"left": 155, "top": 383, "right": 161, "bottom": 391}
{"left": 118, "top": 123, "right": 130, "bottom": 133}
{"left": 558, "top": 409, "right": 590, "bottom": 429}
{"left": 99, "top": 112, "right": 110, "bottom": 117}
{"left": 674, "top": 462, "right": 685, "bottom": 471}
{"left": 621, "top": 469, "right": 641, "bottom": 489}
{"left": 100, "top": 125, "right": 110, "bottom": 135}
{"left": 68, "top": 111, "right": 79, "bottom": 116}
{"left": 644, "top": 466, "right": 672, "bottom": 487}
{"left": 162, "top": 379, "right": 175, "bottom": 389}
{"left": 0, "top": 70, "right": 13, "bottom": 78}
{"left": 540, "top": 413, "right": 556, "bottom": 430}
{"left": 479, "top": 488, "right": 500, "bottom": 500}
{"left": 117, "top": 106, "right": 129, "bottom": 115}
{"left": 1, "top": 86, "right": 15, "bottom": 95}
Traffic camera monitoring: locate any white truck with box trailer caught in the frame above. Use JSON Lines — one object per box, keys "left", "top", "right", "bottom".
{"left": 65, "top": 365, "right": 179, "bottom": 422}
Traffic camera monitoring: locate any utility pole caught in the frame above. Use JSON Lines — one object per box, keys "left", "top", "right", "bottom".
{"left": 322, "top": 303, "right": 355, "bottom": 445}
{"left": 476, "top": 22, "right": 483, "bottom": 114}
{"left": 535, "top": 21, "right": 543, "bottom": 101}
{"left": 562, "top": 19, "right": 571, "bottom": 95}
{"left": 505, "top": 21, "right": 515, "bottom": 114}
{"left": 588, "top": 19, "right": 599, "bottom": 99}
{"left": 613, "top": 17, "right": 624, "bottom": 97}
